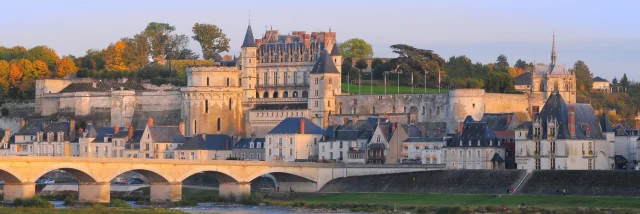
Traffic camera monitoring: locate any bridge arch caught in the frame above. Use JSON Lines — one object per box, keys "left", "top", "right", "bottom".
{"left": 246, "top": 168, "right": 317, "bottom": 183}
{"left": 32, "top": 163, "right": 99, "bottom": 183}
{"left": 175, "top": 166, "right": 242, "bottom": 183}
{"left": 107, "top": 165, "right": 172, "bottom": 183}
{"left": 0, "top": 166, "right": 26, "bottom": 183}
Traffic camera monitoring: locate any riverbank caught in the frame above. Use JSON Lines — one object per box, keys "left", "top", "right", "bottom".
{"left": 0, "top": 207, "right": 184, "bottom": 214}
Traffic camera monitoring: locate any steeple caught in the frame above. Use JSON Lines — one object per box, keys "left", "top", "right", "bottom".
{"left": 241, "top": 24, "right": 257, "bottom": 48}
{"left": 551, "top": 31, "right": 557, "bottom": 66}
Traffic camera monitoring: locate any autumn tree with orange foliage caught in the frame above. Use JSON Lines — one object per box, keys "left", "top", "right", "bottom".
{"left": 105, "top": 41, "right": 129, "bottom": 71}
{"left": 55, "top": 57, "right": 79, "bottom": 78}
{"left": 0, "top": 60, "right": 9, "bottom": 99}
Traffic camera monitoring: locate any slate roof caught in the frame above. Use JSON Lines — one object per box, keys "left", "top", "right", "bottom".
{"left": 376, "top": 123, "right": 393, "bottom": 142}
{"left": 241, "top": 25, "right": 257, "bottom": 48}
{"left": 600, "top": 113, "right": 614, "bottom": 133}
{"left": 527, "top": 93, "right": 605, "bottom": 140}
{"left": 0, "top": 129, "right": 6, "bottom": 142}
{"left": 253, "top": 103, "right": 308, "bottom": 110}
{"left": 481, "top": 113, "right": 518, "bottom": 132}
{"left": 330, "top": 43, "right": 341, "bottom": 56}
{"left": 127, "top": 130, "right": 144, "bottom": 144}
{"left": 80, "top": 125, "right": 125, "bottom": 143}
{"left": 593, "top": 76, "right": 609, "bottom": 82}
{"left": 233, "top": 138, "right": 266, "bottom": 149}
{"left": 446, "top": 119, "right": 501, "bottom": 148}
{"left": 491, "top": 152, "right": 505, "bottom": 162}
{"left": 513, "top": 72, "right": 532, "bottom": 86}
{"left": 16, "top": 119, "right": 73, "bottom": 142}
{"left": 414, "top": 122, "right": 447, "bottom": 137}
{"left": 149, "top": 126, "right": 186, "bottom": 143}
{"left": 177, "top": 134, "right": 232, "bottom": 150}
{"left": 310, "top": 50, "right": 340, "bottom": 74}
{"left": 322, "top": 120, "right": 374, "bottom": 142}
{"left": 267, "top": 117, "right": 324, "bottom": 135}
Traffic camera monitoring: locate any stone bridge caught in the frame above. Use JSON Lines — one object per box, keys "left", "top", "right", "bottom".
{"left": 0, "top": 157, "right": 441, "bottom": 203}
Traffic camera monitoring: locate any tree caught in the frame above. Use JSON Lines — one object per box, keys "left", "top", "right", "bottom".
{"left": 0, "top": 46, "right": 9, "bottom": 61}
{"left": 55, "top": 57, "right": 79, "bottom": 78}
{"left": 573, "top": 60, "right": 593, "bottom": 93}
{"left": 514, "top": 59, "right": 528, "bottom": 70}
{"left": 620, "top": 73, "right": 629, "bottom": 88}
{"left": 26, "top": 46, "right": 59, "bottom": 71}
{"left": 612, "top": 77, "right": 618, "bottom": 85}
{"left": 166, "top": 34, "right": 191, "bottom": 60}
{"left": 496, "top": 54, "right": 509, "bottom": 68}
{"left": 177, "top": 49, "right": 199, "bottom": 60}
{"left": 191, "top": 23, "right": 230, "bottom": 60}
{"left": 355, "top": 58, "right": 368, "bottom": 71}
{"left": 371, "top": 58, "right": 384, "bottom": 70}
{"left": 8, "top": 63, "right": 22, "bottom": 88}
{"left": 339, "top": 38, "right": 373, "bottom": 59}
{"left": 341, "top": 57, "right": 353, "bottom": 81}
{"left": 8, "top": 46, "right": 27, "bottom": 61}
{"left": 32, "top": 60, "right": 51, "bottom": 79}
{"left": 144, "top": 22, "right": 176, "bottom": 62}
{"left": 388, "top": 44, "right": 445, "bottom": 87}
{"left": 0, "top": 60, "right": 9, "bottom": 99}
{"left": 105, "top": 41, "right": 128, "bottom": 71}
{"left": 121, "top": 34, "right": 150, "bottom": 70}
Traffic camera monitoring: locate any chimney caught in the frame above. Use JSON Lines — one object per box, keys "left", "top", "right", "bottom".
{"left": 299, "top": 118, "right": 305, "bottom": 134}
{"left": 569, "top": 106, "right": 576, "bottom": 138}
{"left": 420, "top": 126, "right": 426, "bottom": 139}
{"left": 147, "top": 117, "right": 154, "bottom": 127}
{"left": 251, "top": 132, "right": 256, "bottom": 141}
{"left": 127, "top": 124, "right": 133, "bottom": 140}
{"left": 179, "top": 121, "right": 185, "bottom": 136}
{"left": 532, "top": 106, "right": 540, "bottom": 121}
{"left": 391, "top": 122, "right": 397, "bottom": 133}
{"left": 455, "top": 129, "right": 459, "bottom": 135}
{"left": 437, "top": 128, "right": 441, "bottom": 137}
{"left": 4, "top": 128, "right": 10, "bottom": 140}
{"left": 20, "top": 119, "right": 26, "bottom": 129}
{"left": 506, "top": 114, "right": 512, "bottom": 125}
{"left": 343, "top": 117, "right": 348, "bottom": 125}
{"left": 114, "top": 125, "right": 120, "bottom": 135}
{"left": 459, "top": 121, "right": 464, "bottom": 134}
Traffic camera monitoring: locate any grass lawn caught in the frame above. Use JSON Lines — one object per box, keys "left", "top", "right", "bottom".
{"left": 297, "top": 193, "right": 640, "bottom": 210}
{"left": 341, "top": 83, "right": 447, "bottom": 94}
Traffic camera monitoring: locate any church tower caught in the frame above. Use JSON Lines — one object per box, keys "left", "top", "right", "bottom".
{"left": 309, "top": 50, "right": 341, "bottom": 128}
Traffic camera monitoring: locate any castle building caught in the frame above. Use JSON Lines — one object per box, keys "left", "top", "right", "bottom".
{"left": 515, "top": 92, "right": 614, "bottom": 170}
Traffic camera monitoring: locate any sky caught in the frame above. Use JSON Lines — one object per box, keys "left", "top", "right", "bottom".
{"left": 2, "top": 0, "right": 639, "bottom": 81}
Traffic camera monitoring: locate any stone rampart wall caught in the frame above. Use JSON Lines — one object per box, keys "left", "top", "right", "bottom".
{"left": 484, "top": 93, "right": 530, "bottom": 114}
{"left": 335, "top": 93, "right": 450, "bottom": 124}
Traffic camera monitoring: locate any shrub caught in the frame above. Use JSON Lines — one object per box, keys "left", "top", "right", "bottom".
{"left": 63, "top": 194, "right": 77, "bottom": 206}
{"left": 240, "top": 194, "right": 263, "bottom": 205}
{"left": 1, "top": 108, "right": 8, "bottom": 116}
{"left": 13, "top": 196, "right": 54, "bottom": 208}
{"left": 109, "top": 199, "right": 131, "bottom": 207}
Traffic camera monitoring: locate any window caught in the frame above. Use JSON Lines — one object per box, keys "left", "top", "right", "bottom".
{"left": 314, "top": 100, "right": 319, "bottom": 107}
{"left": 377, "top": 136, "right": 380, "bottom": 142}
{"left": 227, "top": 78, "right": 230, "bottom": 87}
{"left": 217, "top": 118, "right": 221, "bottom": 131}
{"left": 289, "top": 149, "right": 293, "bottom": 156}
{"left": 477, "top": 150, "right": 480, "bottom": 158}
{"left": 257, "top": 153, "right": 261, "bottom": 160}
{"left": 322, "top": 146, "right": 325, "bottom": 152}
{"left": 241, "top": 153, "right": 245, "bottom": 159}
{"left": 315, "top": 78, "right": 319, "bottom": 84}
{"left": 206, "top": 77, "right": 210, "bottom": 86}
{"left": 315, "top": 90, "right": 318, "bottom": 96}
{"left": 268, "top": 149, "right": 271, "bottom": 156}
{"left": 205, "top": 100, "right": 209, "bottom": 113}
{"left": 289, "top": 138, "right": 293, "bottom": 145}
{"left": 229, "top": 98, "right": 232, "bottom": 110}
{"left": 250, "top": 153, "right": 254, "bottom": 159}
{"left": 193, "top": 120, "right": 197, "bottom": 134}
{"left": 328, "top": 78, "right": 332, "bottom": 84}
{"left": 535, "top": 158, "right": 541, "bottom": 169}
{"left": 330, "top": 142, "right": 333, "bottom": 149}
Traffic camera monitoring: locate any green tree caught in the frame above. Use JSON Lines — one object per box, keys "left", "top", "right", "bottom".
{"left": 620, "top": 73, "right": 629, "bottom": 88}
{"left": 25, "top": 46, "right": 59, "bottom": 71}
{"left": 514, "top": 59, "right": 528, "bottom": 70}
{"left": 9, "top": 46, "right": 28, "bottom": 61}
{"left": 191, "top": 23, "right": 230, "bottom": 60}
{"left": 0, "top": 46, "right": 9, "bottom": 61}
{"left": 355, "top": 58, "right": 368, "bottom": 71}
{"left": 144, "top": 22, "right": 176, "bottom": 62}
{"left": 573, "top": 60, "right": 593, "bottom": 93}
{"left": 612, "top": 77, "right": 618, "bottom": 85}
{"left": 496, "top": 54, "right": 509, "bottom": 68}
{"left": 371, "top": 58, "right": 384, "bottom": 70}
{"left": 121, "top": 34, "right": 150, "bottom": 70}
{"left": 165, "top": 34, "right": 190, "bottom": 60}
{"left": 339, "top": 38, "right": 373, "bottom": 59}
{"left": 341, "top": 57, "right": 353, "bottom": 81}
{"left": 388, "top": 44, "right": 444, "bottom": 87}
{"left": 484, "top": 71, "right": 514, "bottom": 93}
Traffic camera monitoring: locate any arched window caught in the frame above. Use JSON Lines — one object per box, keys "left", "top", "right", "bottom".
{"left": 207, "top": 77, "right": 210, "bottom": 86}
{"left": 205, "top": 100, "right": 209, "bottom": 113}
{"left": 422, "top": 106, "right": 426, "bottom": 115}
{"left": 217, "top": 118, "right": 221, "bottom": 131}
{"left": 302, "top": 91, "right": 308, "bottom": 98}
{"left": 392, "top": 106, "right": 396, "bottom": 113}
{"left": 193, "top": 120, "right": 197, "bottom": 134}
{"left": 404, "top": 106, "right": 407, "bottom": 113}
{"left": 229, "top": 98, "right": 232, "bottom": 110}
{"left": 539, "top": 81, "right": 545, "bottom": 91}
{"left": 263, "top": 91, "right": 269, "bottom": 98}
{"left": 352, "top": 106, "right": 356, "bottom": 114}
{"left": 227, "top": 78, "right": 230, "bottom": 87}
{"left": 256, "top": 92, "right": 260, "bottom": 98}
{"left": 554, "top": 81, "right": 559, "bottom": 91}
{"left": 273, "top": 91, "right": 279, "bottom": 98}
{"left": 283, "top": 91, "right": 289, "bottom": 98}
{"left": 436, "top": 106, "right": 440, "bottom": 115}
{"left": 293, "top": 91, "right": 298, "bottom": 97}
{"left": 339, "top": 107, "right": 342, "bottom": 114}
{"left": 372, "top": 106, "right": 376, "bottom": 114}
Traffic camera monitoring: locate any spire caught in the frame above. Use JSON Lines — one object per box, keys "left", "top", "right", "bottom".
{"left": 241, "top": 24, "right": 257, "bottom": 48}
{"left": 551, "top": 31, "right": 557, "bottom": 66}
{"left": 330, "top": 43, "right": 341, "bottom": 56}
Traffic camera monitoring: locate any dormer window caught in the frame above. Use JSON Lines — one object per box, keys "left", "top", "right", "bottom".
{"left": 468, "top": 140, "right": 471, "bottom": 146}
{"left": 490, "top": 140, "right": 493, "bottom": 146}
{"left": 257, "top": 142, "right": 261, "bottom": 148}
{"left": 459, "top": 140, "right": 462, "bottom": 146}
{"left": 550, "top": 127, "right": 556, "bottom": 137}
{"left": 250, "top": 142, "right": 255, "bottom": 148}
{"left": 58, "top": 132, "right": 64, "bottom": 142}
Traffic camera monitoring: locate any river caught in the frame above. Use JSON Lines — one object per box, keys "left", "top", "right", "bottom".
{"left": 50, "top": 201, "right": 360, "bottom": 214}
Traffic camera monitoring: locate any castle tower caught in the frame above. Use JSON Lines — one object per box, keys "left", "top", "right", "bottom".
{"left": 329, "top": 43, "right": 342, "bottom": 73}
{"left": 309, "top": 50, "right": 341, "bottom": 128}
{"left": 241, "top": 24, "right": 258, "bottom": 102}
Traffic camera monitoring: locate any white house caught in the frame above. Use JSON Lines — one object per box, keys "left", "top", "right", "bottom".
{"left": 264, "top": 117, "right": 323, "bottom": 162}
{"left": 175, "top": 134, "right": 233, "bottom": 160}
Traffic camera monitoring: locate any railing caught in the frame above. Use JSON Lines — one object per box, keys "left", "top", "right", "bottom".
{"left": 256, "top": 83, "right": 309, "bottom": 88}
{"left": 248, "top": 97, "right": 307, "bottom": 103}
{"left": 0, "top": 156, "right": 442, "bottom": 168}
